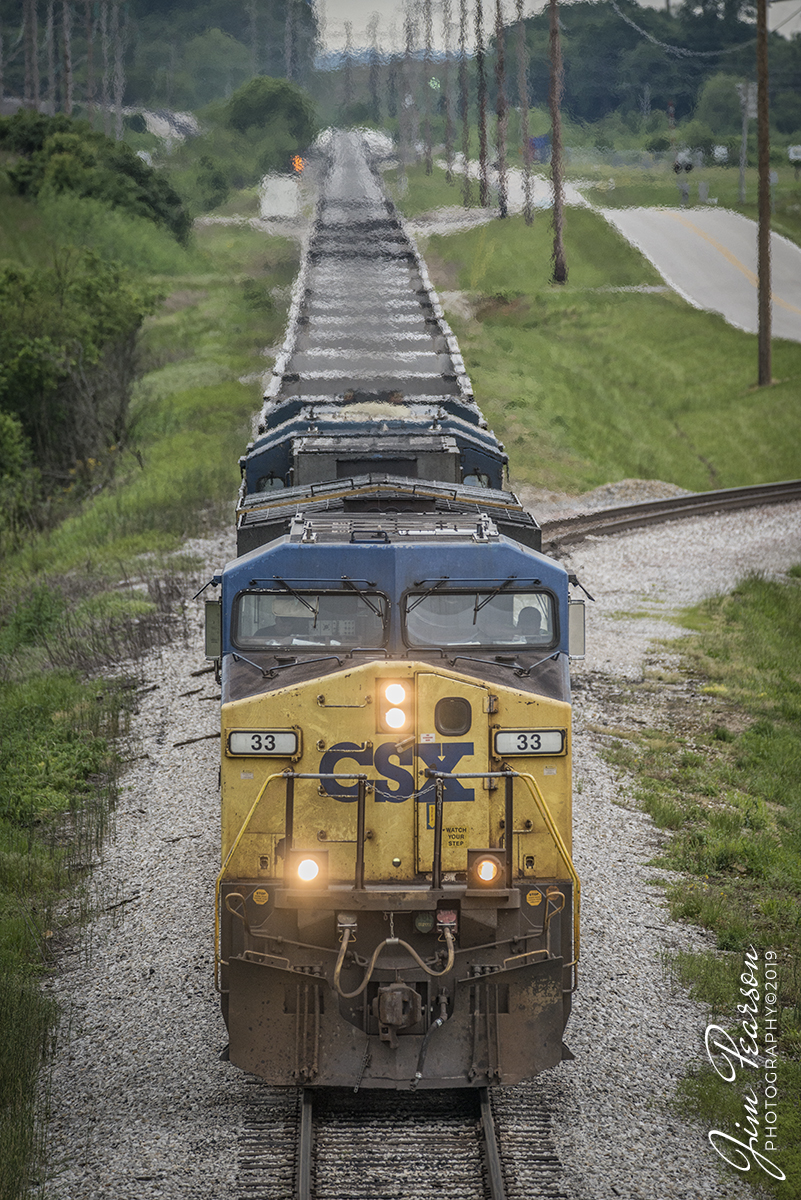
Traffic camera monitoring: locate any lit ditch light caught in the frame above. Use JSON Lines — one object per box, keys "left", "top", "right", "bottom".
{"left": 287, "top": 849, "right": 329, "bottom": 888}
{"left": 467, "top": 850, "right": 505, "bottom": 889}
{"left": 377, "top": 678, "right": 414, "bottom": 734}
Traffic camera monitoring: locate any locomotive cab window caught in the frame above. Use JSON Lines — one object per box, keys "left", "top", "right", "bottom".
{"left": 403, "top": 590, "right": 556, "bottom": 649}
{"left": 233, "top": 590, "right": 388, "bottom": 650}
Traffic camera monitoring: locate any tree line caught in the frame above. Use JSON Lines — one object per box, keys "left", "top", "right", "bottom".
{"left": 0, "top": 0, "right": 318, "bottom": 116}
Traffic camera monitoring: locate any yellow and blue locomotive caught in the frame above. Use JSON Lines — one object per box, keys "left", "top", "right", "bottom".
{"left": 205, "top": 131, "right": 583, "bottom": 1091}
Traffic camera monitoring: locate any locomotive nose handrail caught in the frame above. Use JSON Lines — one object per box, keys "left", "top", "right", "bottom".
{"left": 214, "top": 769, "right": 370, "bottom": 990}
{"left": 216, "top": 767, "right": 580, "bottom": 992}
{"left": 424, "top": 767, "right": 580, "bottom": 984}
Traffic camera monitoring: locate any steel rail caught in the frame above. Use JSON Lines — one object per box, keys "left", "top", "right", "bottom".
{"left": 297, "top": 1088, "right": 314, "bottom": 1200}
{"left": 540, "top": 478, "right": 801, "bottom": 550}
{"left": 479, "top": 1088, "right": 508, "bottom": 1200}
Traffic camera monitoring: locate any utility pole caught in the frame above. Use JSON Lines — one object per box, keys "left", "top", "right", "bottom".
{"left": 548, "top": 0, "right": 567, "bottom": 282}
{"left": 494, "top": 0, "right": 508, "bottom": 218}
{"left": 736, "top": 81, "right": 756, "bottom": 205}
{"left": 756, "top": 0, "right": 771, "bottom": 385}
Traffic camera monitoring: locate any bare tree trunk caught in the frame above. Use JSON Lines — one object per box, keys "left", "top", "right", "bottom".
{"left": 756, "top": 0, "right": 771, "bottom": 384}
{"left": 343, "top": 20, "right": 353, "bottom": 109}
{"left": 0, "top": 20, "right": 4, "bottom": 106}
{"left": 459, "top": 0, "right": 471, "bottom": 204}
{"left": 284, "top": 0, "right": 293, "bottom": 81}
{"left": 46, "top": 0, "right": 55, "bottom": 113}
{"left": 475, "top": 0, "right": 489, "bottom": 206}
{"left": 423, "top": 0, "right": 433, "bottom": 174}
{"left": 548, "top": 0, "right": 567, "bottom": 282}
{"left": 101, "top": 0, "right": 110, "bottom": 134}
{"left": 443, "top": 0, "right": 454, "bottom": 182}
{"left": 494, "top": 0, "right": 508, "bottom": 218}
{"left": 112, "top": 0, "right": 126, "bottom": 140}
{"left": 62, "top": 0, "right": 73, "bottom": 115}
{"left": 84, "top": 0, "right": 94, "bottom": 121}
{"left": 32, "top": 0, "right": 41, "bottom": 108}
{"left": 368, "top": 14, "right": 380, "bottom": 125}
{"left": 24, "top": 0, "right": 34, "bottom": 108}
{"left": 246, "top": 0, "right": 257, "bottom": 77}
{"left": 516, "top": 0, "right": 533, "bottom": 224}
{"left": 61, "top": 0, "right": 73, "bottom": 113}
{"left": 399, "top": 9, "right": 414, "bottom": 179}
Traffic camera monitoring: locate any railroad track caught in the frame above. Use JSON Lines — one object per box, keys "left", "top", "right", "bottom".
{"left": 236, "top": 1082, "right": 569, "bottom": 1200}
{"left": 539, "top": 478, "right": 801, "bottom": 551}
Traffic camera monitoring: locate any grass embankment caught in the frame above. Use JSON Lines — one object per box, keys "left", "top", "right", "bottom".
{"left": 385, "top": 155, "right": 801, "bottom": 251}
{"left": 599, "top": 573, "right": 801, "bottom": 1198}
{"left": 0, "top": 189, "right": 297, "bottom": 1199}
{"left": 393, "top": 168, "right": 801, "bottom": 492}
{"left": 572, "top": 162, "right": 801, "bottom": 250}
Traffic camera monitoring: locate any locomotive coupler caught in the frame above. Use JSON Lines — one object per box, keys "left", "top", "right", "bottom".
{"left": 372, "top": 982, "right": 423, "bottom": 1048}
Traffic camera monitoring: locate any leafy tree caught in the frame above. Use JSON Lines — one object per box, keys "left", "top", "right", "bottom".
{"left": 695, "top": 73, "right": 745, "bottom": 136}
{"left": 0, "top": 112, "right": 192, "bottom": 244}
{"left": 226, "top": 75, "right": 317, "bottom": 144}
{"left": 0, "top": 252, "right": 158, "bottom": 498}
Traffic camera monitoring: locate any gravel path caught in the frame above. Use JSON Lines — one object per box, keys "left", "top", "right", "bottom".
{"left": 42, "top": 502, "right": 801, "bottom": 1199}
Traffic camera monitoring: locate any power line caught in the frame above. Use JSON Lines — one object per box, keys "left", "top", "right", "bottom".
{"left": 609, "top": 0, "right": 754, "bottom": 58}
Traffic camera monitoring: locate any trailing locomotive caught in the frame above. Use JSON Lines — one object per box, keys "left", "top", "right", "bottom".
{"left": 205, "top": 132, "right": 584, "bottom": 1090}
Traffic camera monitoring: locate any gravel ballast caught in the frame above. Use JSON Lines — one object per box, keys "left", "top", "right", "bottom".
{"left": 42, "top": 503, "right": 800, "bottom": 1199}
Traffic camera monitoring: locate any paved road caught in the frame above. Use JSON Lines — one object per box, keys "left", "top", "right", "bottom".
{"left": 600, "top": 205, "right": 801, "bottom": 343}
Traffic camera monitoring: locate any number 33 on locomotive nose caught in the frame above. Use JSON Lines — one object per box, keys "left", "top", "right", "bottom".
{"left": 318, "top": 741, "right": 477, "bottom": 803}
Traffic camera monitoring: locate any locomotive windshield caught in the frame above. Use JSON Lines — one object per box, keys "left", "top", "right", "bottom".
{"left": 403, "top": 590, "right": 556, "bottom": 648}
{"left": 233, "top": 590, "right": 388, "bottom": 649}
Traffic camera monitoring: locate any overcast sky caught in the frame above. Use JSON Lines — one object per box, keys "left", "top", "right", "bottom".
{"left": 317, "top": 0, "right": 801, "bottom": 55}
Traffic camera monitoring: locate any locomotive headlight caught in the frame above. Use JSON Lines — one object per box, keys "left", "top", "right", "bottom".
{"left": 377, "top": 678, "right": 415, "bottom": 734}
{"left": 287, "top": 849, "right": 328, "bottom": 888}
{"left": 467, "top": 850, "right": 505, "bottom": 890}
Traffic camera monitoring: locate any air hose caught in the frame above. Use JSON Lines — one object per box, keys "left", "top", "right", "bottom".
{"left": 333, "top": 927, "right": 455, "bottom": 999}
{"left": 411, "top": 993, "right": 450, "bottom": 1089}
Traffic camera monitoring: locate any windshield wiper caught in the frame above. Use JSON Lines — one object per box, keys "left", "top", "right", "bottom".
{"left": 272, "top": 576, "right": 319, "bottom": 620}
{"left": 472, "top": 575, "right": 515, "bottom": 624}
{"left": 341, "top": 576, "right": 383, "bottom": 619}
{"left": 406, "top": 576, "right": 450, "bottom": 614}
{"left": 448, "top": 650, "right": 560, "bottom": 676}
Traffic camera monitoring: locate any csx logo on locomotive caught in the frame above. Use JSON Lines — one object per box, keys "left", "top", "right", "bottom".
{"left": 319, "top": 741, "right": 476, "bottom": 802}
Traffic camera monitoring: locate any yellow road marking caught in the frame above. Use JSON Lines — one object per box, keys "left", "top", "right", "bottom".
{"left": 666, "top": 211, "right": 801, "bottom": 318}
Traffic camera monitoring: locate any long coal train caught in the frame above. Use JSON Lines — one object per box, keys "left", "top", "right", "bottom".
{"left": 205, "top": 130, "right": 584, "bottom": 1090}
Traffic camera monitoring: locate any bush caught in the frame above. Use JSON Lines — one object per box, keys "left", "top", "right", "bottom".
{"left": 0, "top": 111, "right": 192, "bottom": 245}
{"left": 226, "top": 76, "right": 317, "bottom": 146}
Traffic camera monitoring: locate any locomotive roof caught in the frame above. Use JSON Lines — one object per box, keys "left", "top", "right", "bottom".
{"left": 286, "top": 512, "right": 500, "bottom": 544}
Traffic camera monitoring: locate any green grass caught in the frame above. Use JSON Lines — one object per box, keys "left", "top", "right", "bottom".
{"left": 419, "top": 212, "right": 801, "bottom": 492}
{"left": 383, "top": 161, "right": 488, "bottom": 216}
{"left": 4, "top": 222, "right": 297, "bottom": 582}
{"left": 573, "top": 162, "right": 801, "bottom": 249}
{"left": 0, "top": 189, "right": 299, "bottom": 1199}
{"left": 604, "top": 571, "right": 801, "bottom": 1197}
